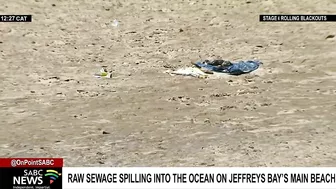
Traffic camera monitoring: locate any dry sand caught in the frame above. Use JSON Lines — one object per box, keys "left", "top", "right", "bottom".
{"left": 0, "top": 0, "right": 335, "bottom": 166}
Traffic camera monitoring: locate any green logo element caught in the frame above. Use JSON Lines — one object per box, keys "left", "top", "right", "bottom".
{"left": 45, "top": 170, "right": 61, "bottom": 184}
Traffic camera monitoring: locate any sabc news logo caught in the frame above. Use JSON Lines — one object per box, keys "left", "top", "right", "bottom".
{"left": 13, "top": 169, "right": 61, "bottom": 185}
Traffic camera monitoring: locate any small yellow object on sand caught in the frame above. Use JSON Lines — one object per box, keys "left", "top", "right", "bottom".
{"left": 94, "top": 67, "right": 112, "bottom": 78}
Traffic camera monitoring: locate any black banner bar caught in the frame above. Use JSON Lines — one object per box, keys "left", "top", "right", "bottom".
{"left": 0, "top": 15, "right": 32, "bottom": 22}
{"left": 260, "top": 15, "right": 336, "bottom": 22}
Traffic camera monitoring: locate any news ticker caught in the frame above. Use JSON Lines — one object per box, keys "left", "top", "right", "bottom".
{"left": 260, "top": 14, "right": 336, "bottom": 22}
{"left": 1, "top": 158, "right": 336, "bottom": 189}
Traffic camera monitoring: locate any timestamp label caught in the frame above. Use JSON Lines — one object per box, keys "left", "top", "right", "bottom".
{"left": 0, "top": 15, "right": 32, "bottom": 22}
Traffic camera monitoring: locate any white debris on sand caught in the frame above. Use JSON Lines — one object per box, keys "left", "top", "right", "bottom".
{"left": 165, "top": 67, "right": 233, "bottom": 79}
{"left": 165, "top": 67, "right": 208, "bottom": 78}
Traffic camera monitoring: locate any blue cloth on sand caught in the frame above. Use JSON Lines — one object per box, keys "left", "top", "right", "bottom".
{"left": 195, "top": 60, "right": 262, "bottom": 75}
